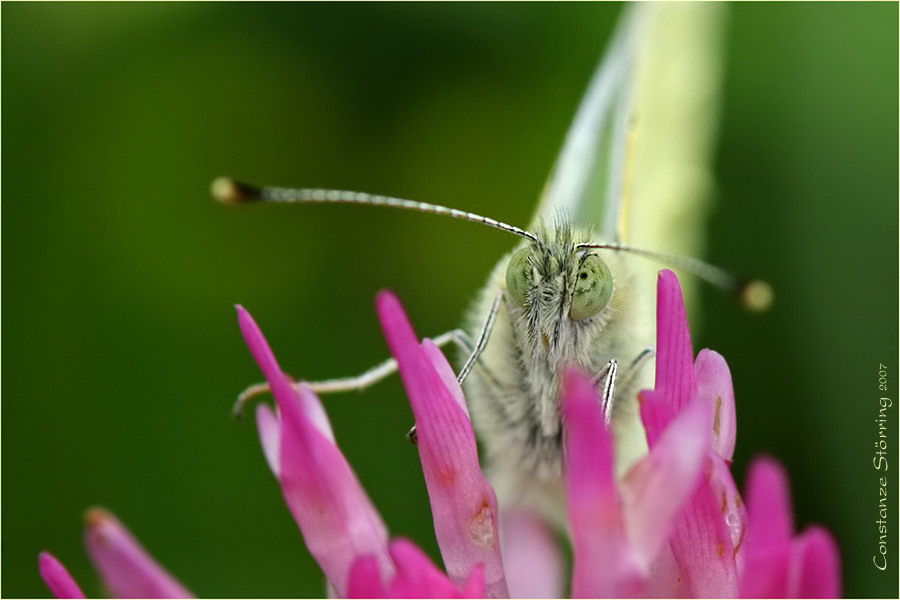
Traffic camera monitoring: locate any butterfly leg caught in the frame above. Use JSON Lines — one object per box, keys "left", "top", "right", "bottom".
{"left": 598, "top": 360, "right": 619, "bottom": 425}
{"left": 457, "top": 290, "right": 503, "bottom": 385}
{"left": 232, "top": 328, "right": 477, "bottom": 419}
{"left": 592, "top": 346, "right": 654, "bottom": 425}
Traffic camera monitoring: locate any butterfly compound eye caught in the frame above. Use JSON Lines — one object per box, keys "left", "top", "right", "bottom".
{"left": 570, "top": 254, "right": 613, "bottom": 320}
{"left": 505, "top": 247, "right": 531, "bottom": 307}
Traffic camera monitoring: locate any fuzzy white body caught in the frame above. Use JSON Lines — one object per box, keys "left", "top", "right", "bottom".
{"left": 463, "top": 224, "right": 655, "bottom": 524}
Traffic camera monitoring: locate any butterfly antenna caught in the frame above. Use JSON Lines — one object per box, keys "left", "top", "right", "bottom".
{"left": 213, "top": 177, "right": 538, "bottom": 243}
{"left": 577, "top": 241, "right": 774, "bottom": 312}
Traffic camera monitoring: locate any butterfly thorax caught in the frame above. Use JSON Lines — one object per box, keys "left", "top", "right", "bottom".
{"left": 513, "top": 225, "right": 611, "bottom": 435}
{"left": 463, "top": 224, "right": 625, "bottom": 489}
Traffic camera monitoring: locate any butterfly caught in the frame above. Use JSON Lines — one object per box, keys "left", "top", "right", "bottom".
{"left": 457, "top": 3, "right": 731, "bottom": 522}
{"left": 214, "top": 3, "right": 757, "bottom": 524}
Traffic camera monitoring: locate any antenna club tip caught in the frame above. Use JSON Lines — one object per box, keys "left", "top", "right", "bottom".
{"left": 212, "top": 177, "right": 260, "bottom": 204}
{"left": 740, "top": 278, "right": 774, "bottom": 313}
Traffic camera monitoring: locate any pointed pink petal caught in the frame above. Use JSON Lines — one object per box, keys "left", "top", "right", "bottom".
{"left": 255, "top": 403, "right": 281, "bottom": 477}
{"left": 788, "top": 527, "right": 842, "bottom": 598}
{"left": 653, "top": 270, "right": 695, "bottom": 414}
{"left": 622, "top": 398, "right": 711, "bottom": 568}
{"left": 668, "top": 454, "right": 743, "bottom": 597}
{"left": 386, "top": 538, "right": 482, "bottom": 598}
{"left": 83, "top": 508, "right": 193, "bottom": 598}
{"left": 739, "top": 457, "right": 794, "bottom": 597}
{"left": 291, "top": 380, "right": 337, "bottom": 443}
{"left": 275, "top": 383, "right": 393, "bottom": 595}
{"left": 237, "top": 305, "right": 391, "bottom": 595}
{"left": 638, "top": 389, "right": 677, "bottom": 455}
{"left": 562, "top": 368, "right": 643, "bottom": 598}
{"left": 499, "top": 509, "right": 565, "bottom": 599}
{"left": 422, "top": 338, "right": 470, "bottom": 417}
{"left": 236, "top": 305, "right": 334, "bottom": 440}
{"left": 693, "top": 349, "right": 736, "bottom": 461}
{"left": 39, "top": 552, "right": 86, "bottom": 599}
{"left": 460, "top": 564, "right": 488, "bottom": 599}
{"left": 376, "top": 291, "right": 507, "bottom": 598}
{"left": 640, "top": 546, "right": 685, "bottom": 598}
{"left": 236, "top": 305, "right": 298, "bottom": 422}
{"left": 745, "top": 456, "right": 794, "bottom": 546}
{"left": 375, "top": 291, "right": 422, "bottom": 384}
{"left": 346, "top": 555, "right": 385, "bottom": 599}
{"left": 708, "top": 454, "right": 748, "bottom": 555}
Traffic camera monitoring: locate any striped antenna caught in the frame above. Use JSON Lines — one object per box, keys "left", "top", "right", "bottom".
{"left": 212, "top": 177, "right": 537, "bottom": 243}
{"left": 212, "top": 177, "right": 772, "bottom": 312}
{"left": 577, "top": 241, "right": 774, "bottom": 312}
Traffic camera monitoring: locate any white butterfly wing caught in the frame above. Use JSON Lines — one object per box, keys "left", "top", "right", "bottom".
{"left": 532, "top": 5, "right": 642, "bottom": 241}
{"left": 625, "top": 3, "right": 725, "bottom": 305}
{"left": 534, "top": 3, "right": 725, "bottom": 312}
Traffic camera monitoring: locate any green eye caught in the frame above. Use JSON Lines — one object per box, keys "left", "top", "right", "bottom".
{"left": 505, "top": 247, "right": 531, "bottom": 307}
{"left": 570, "top": 254, "right": 613, "bottom": 320}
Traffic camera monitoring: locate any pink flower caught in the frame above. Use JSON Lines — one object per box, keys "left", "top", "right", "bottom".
{"left": 237, "top": 292, "right": 505, "bottom": 598}
{"left": 625, "top": 270, "right": 842, "bottom": 597}
{"left": 235, "top": 272, "right": 841, "bottom": 598}
{"left": 39, "top": 552, "right": 85, "bottom": 599}
{"left": 39, "top": 508, "right": 192, "bottom": 599}
{"left": 740, "top": 457, "right": 843, "bottom": 598}
{"left": 40, "top": 270, "right": 841, "bottom": 598}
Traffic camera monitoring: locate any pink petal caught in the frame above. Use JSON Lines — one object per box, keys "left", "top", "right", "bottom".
{"left": 346, "top": 555, "right": 385, "bottom": 598}
{"left": 638, "top": 389, "right": 676, "bottom": 448}
{"left": 422, "top": 339, "right": 470, "bottom": 417}
{"left": 739, "top": 457, "right": 794, "bottom": 598}
{"left": 278, "top": 411, "right": 393, "bottom": 597}
{"left": 236, "top": 305, "right": 298, "bottom": 421}
{"left": 236, "top": 305, "right": 334, "bottom": 440}
{"left": 668, "top": 454, "right": 743, "bottom": 598}
{"left": 641, "top": 546, "right": 685, "bottom": 598}
{"left": 292, "top": 380, "right": 337, "bottom": 443}
{"left": 707, "top": 454, "right": 748, "bottom": 555}
{"left": 83, "top": 508, "right": 193, "bottom": 598}
{"left": 255, "top": 403, "right": 281, "bottom": 477}
{"left": 745, "top": 456, "right": 794, "bottom": 543}
{"left": 499, "top": 509, "right": 565, "bottom": 599}
{"left": 693, "top": 349, "right": 736, "bottom": 462}
{"left": 561, "top": 368, "right": 643, "bottom": 598}
{"left": 39, "top": 552, "right": 86, "bottom": 599}
{"left": 386, "top": 538, "right": 484, "bottom": 598}
{"left": 622, "top": 398, "right": 711, "bottom": 569}
{"left": 654, "top": 270, "right": 695, "bottom": 414}
{"left": 237, "top": 305, "right": 391, "bottom": 595}
{"left": 376, "top": 291, "right": 507, "bottom": 598}
{"left": 460, "top": 564, "right": 488, "bottom": 598}
{"left": 347, "top": 540, "right": 487, "bottom": 599}
{"left": 788, "top": 527, "right": 842, "bottom": 598}
{"left": 375, "top": 291, "right": 423, "bottom": 388}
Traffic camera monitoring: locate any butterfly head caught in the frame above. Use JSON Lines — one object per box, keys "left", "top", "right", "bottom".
{"left": 503, "top": 224, "right": 616, "bottom": 358}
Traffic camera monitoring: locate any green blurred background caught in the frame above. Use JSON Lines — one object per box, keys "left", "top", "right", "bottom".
{"left": 3, "top": 3, "right": 897, "bottom": 598}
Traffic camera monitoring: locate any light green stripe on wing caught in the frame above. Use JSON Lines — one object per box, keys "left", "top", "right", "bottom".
{"left": 531, "top": 4, "right": 726, "bottom": 322}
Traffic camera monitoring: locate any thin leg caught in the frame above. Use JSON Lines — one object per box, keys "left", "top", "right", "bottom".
{"left": 456, "top": 291, "right": 502, "bottom": 385}
{"left": 601, "top": 359, "right": 618, "bottom": 425}
{"left": 591, "top": 346, "right": 654, "bottom": 426}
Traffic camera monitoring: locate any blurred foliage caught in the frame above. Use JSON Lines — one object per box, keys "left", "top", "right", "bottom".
{"left": 2, "top": 3, "right": 896, "bottom": 598}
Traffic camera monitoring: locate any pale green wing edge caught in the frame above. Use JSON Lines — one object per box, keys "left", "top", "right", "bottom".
{"left": 531, "top": 3, "right": 726, "bottom": 270}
